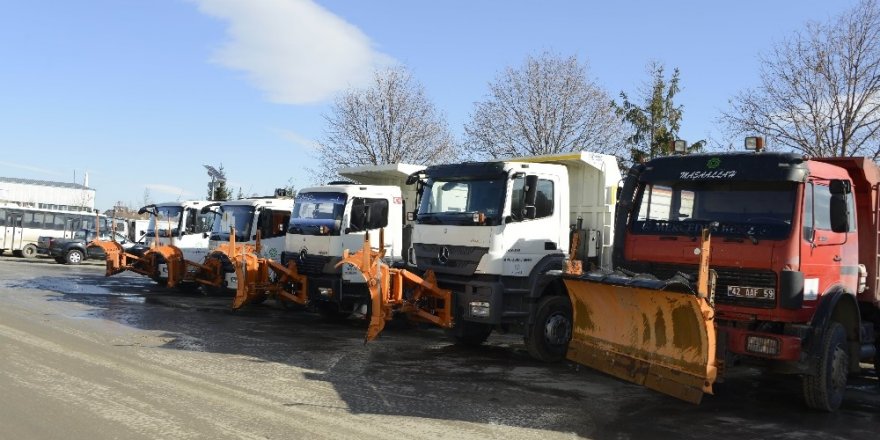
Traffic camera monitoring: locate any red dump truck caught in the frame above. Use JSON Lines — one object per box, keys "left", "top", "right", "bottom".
{"left": 565, "top": 144, "right": 879, "bottom": 411}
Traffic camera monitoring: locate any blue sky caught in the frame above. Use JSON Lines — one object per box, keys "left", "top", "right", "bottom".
{"left": 0, "top": 0, "right": 860, "bottom": 210}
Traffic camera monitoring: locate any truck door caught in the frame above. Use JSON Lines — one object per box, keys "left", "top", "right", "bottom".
{"left": 800, "top": 181, "right": 857, "bottom": 300}
{"left": 502, "top": 174, "right": 561, "bottom": 277}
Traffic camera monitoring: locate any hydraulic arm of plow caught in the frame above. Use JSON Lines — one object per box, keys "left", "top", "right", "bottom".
{"left": 89, "top": 238, "right": 212, "bottom": 288}
{"left": 196, "top": 228, "right": 308, "bottom": 310}
{"left": 563, "top": 227, "right": 719, "bottom": 404}
{"left": 336, "top": 230, "right": 453, "bottom": 342}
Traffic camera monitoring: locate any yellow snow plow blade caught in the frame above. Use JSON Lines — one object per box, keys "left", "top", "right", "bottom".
{"left": 564, "top": 227, "right": 718, "bottom": 404}
{"left": 564, "top": 278, "right": 717, "bottom": 403}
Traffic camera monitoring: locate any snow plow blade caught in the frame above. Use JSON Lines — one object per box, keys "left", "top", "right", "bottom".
{"left": 564, "top": 226, "right": 719, "bottom": 404}
{"left": 564, "top": 275, "right": 717, "bottom": 403}
{"left": 198, "top": 232, "right": 307, "bottom": 310}
{"left": 90, "top": 239, "right": 202, "bottom": 288}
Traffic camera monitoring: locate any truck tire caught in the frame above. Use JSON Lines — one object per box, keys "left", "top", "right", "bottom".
{"left": 450, "top": 320, "right": 493, "bottom": 346}
{"left": 803, "top": 322, "right": 849, "bottom": 411}
{"left": 65, "top": 249, "right": 84, "bottom": 265}
{"left": 21, "top": 244, "right": 38, "bottom": 258}
{"left": 525, "top": 295, "right": 573, "bottom": 362}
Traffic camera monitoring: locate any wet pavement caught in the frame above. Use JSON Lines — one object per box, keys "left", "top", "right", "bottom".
{"left": 0, "top": 254, "right": 878, "bottom": 439}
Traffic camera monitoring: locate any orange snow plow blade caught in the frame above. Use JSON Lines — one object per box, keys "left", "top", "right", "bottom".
{"left": 564, "top": 277, "right": 717, "bottom": 403}
{"left": 201, "top": 231, "right": 308, "bottom": 310}
{"left": 564, "top": 228, "right": 718, "bottom": 404}
{"left": 90, "top": 240, "right": 206, "bottom": 288}
{"left": 337, "top": 230, "right": 453, "bottom": 342}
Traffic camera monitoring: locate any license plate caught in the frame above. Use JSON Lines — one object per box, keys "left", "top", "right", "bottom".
{"left": 727, "top": 285, "right": 775, "bottom": 300}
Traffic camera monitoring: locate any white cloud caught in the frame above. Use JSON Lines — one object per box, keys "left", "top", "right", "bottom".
{"left": 144, "top": 184, "right": 195, "bottom": 198}
{"left": 191, "top": 0, "right": 395, "bottom": 104}
{"left": 278, "top": 129, "right": 320, "bottom": 151}
{"left": 0, "top": 161, "right": 64, "bottom": 177}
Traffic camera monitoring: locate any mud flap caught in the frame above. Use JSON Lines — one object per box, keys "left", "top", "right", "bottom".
{"left": 564, "top": 276, "right": 717, "bottom": 404}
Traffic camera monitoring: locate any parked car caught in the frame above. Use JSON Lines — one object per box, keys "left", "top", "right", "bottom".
{"left": 47, "top": 229, "right": 133, "bottom": 265}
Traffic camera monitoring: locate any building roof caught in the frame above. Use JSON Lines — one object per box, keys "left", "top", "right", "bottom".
{"left": 0, "top": 176, "right": 92, "bottom": 190}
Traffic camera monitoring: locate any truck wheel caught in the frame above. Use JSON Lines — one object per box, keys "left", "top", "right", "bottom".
{"left": 803, "top": 322, "right": 849, "bottom": 411}
{"left": 65, "top": 249, "right": 84, "bottom": 265}
{"left": 317, "top": 302, "right": 348, "bottom": 321}
{"left": 525, "top": 295, "right": 573, "bottom": 362}
{"left": 450, "top": 320, "right": 493, "bottom": 346}
{"left": 21, "top": 244, "right": 38, "bottom": 258}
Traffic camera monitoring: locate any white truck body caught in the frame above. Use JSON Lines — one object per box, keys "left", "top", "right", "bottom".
{"left": 283, "top": 163, "right": 424, "bottom": 313}
{"left": 207, "top": 197, "right": 295, "bottom": 290}
{"left": 142, "top": 200, "right": 215, "bottom": 280}
{"left": 410, "top": 151, "right": 620, "bottom": 354}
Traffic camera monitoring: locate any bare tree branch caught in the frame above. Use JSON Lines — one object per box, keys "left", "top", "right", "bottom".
{"left": 464, "top": 51, "right": 624, "bottom": 159}
{"left": 722, "top": 0, "right": 880, "bottom": 158}
{"left": 311, "top": 66, "right": 459, "bottom": 183}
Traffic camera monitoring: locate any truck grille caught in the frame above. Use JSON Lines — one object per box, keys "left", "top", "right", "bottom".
{"left": 645, "top": 263, "right": 778, "bottom": 309}
{"left": 296, "top": 254, "right": 335, "bottom": 276}
{"left": 413, "top": 243, "right": 488, "bottom": 276}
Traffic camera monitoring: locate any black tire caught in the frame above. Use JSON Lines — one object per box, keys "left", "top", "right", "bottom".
{"left": 65, "top": 249, "right": 84, "bottom": 265}
{"left": 317, "top": 302, "right": 348, "bottom": 321}
{"left": 525, "top": 295, "right": 573, "bottom": 362}
{"left": 54, "top": 256, "right": 66, "bottom": 264}
{"left": 21, "top": 244, "right": 38, "bottom": 259}
{"left": 803, "top": 321, "right": 849, "bottom": 411}
{"left": 449, "top": 319, "right": 493, "bottom": 346}
{"left": 176, "top": 282, "right": 202, "bottom": 294}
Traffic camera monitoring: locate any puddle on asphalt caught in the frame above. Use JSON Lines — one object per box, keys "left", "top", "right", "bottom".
{"left": 1, "top": 276, "right": 146, "bottom": 296}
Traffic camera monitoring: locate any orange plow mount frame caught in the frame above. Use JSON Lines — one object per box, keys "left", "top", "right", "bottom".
{"left": 336, "top": 231, "right": 453, "bottom": 342}
{"left": 563, "top": 228, "right": 718, "bottom": 404}
{"left": 200, "top": 230, "right": 308, "bottom": 310}
{"left": 90, "top": 239, "right": 210, "bottom": 288}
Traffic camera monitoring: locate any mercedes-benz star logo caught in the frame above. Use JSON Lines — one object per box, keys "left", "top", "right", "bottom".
{"left": 437, "top": 246, "right": 450, "bottom": 264}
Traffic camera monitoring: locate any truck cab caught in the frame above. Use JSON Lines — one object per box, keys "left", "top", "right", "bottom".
{"left": 282, "top": 164, "right": 423, "bottom": 317}
{"left": 205, "top": 197, "right": 294, "bottom": 291}
{"left": 410, "top": 152, "right": 620, "bottom": 359}
{"left": 614, "top": 149, "right": 879, "bottom": 410}
{"left": 141, "top": 200, "right": 215, "bottom": 282}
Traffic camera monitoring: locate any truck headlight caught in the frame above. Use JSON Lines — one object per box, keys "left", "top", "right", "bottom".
{"left": 746, "top": 335, "right": 780, "bottom": 356}
{"left": 318, "top": 287, "right": 334, "bottom": 297}
{"left": 470, "top": 301, "right": 491, "bottom": 317}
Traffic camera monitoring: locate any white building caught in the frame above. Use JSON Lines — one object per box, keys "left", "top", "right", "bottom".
{"left": 0, "top": 177, "right": 95, "bottom": 212}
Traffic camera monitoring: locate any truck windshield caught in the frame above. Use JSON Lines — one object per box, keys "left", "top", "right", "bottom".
{"left": 632, "top": 181, "right": 796, "bottom": 239}
{"left": 288, "top": 192, "right": 346, "bottom": 236}
{"left": 147, "top": 206, "right": 183, "bottom": 237}
{"left": 211, "top": 205, "right": 255, "bottom": 242}
{"left": 418, "top": 178, "right": 505, "bottom": 226}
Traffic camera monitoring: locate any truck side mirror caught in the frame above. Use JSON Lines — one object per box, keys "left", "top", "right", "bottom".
{"left": 829, "top": 179, "right": 851, "bottom": 233}
{"left": 830, "top": 194, "right": 850, "bottom": 232}
{"left": 524, "top": 175, "right": 538, "bottom": 219}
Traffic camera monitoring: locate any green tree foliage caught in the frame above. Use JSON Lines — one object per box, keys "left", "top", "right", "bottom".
{"left": 207, "top": 164, "right": 231, "bottom": 201}
{"left": 616, "top": 62, "right": 697, "bottom": 163}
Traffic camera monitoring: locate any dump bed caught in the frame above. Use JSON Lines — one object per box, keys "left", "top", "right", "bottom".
{"left": 338, "top": 164, "right": 425, "bottom": 215}
{"left": 815, "top": 156, "right": 880, "bottom": 306}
